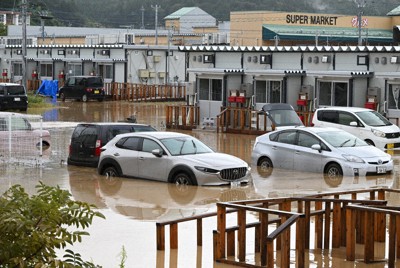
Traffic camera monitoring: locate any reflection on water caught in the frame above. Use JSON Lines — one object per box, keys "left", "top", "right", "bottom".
{"left": 67, "top": 165, "right": 260, "bottom": 221}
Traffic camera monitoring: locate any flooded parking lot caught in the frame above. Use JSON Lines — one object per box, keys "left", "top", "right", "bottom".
{"left": 2, "top": 100, "right": 400, "bottom": 267}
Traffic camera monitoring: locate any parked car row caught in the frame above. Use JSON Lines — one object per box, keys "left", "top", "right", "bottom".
{"left": 67, "top": 122, "right": 251, "bottom": 186}
{"left": 65, "top": 105, "right": 397, "bottom": 186}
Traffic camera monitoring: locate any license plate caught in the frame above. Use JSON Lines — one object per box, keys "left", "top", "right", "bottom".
{"left": 376, "top": 166, "right": 386, "bottom": 174}
{"left": 94, "top": 90, "right": 99, "bottom": 94}
{"left": 14, "top": 97, "right": 20, "bottom": 101}
{"left": 387, "top": 143, "right": 394, "bottom": 149}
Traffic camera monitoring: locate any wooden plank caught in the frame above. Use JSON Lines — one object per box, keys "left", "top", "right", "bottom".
{"left": 260, "top": 207, "right": 269, "bottom": 266}
{"left": 315, "top": 200, "right": 323, "bottom": 248}
{"left": 156, "top": 224, "right": 165, "bottom": 250}
{"left": 388, "top": 215, "right": 396, "bottom": 267}
{"left": 346, "top": 208, "right": 355, "bottom": 261}
{"left": 197, "top": 218, "right": 202, "bottom": 246}
{"left": 324, "top": 202, "right": 331, "bottom": 249}
{"left": 305, "top": 201, "right": 311, "bottom": 249}
{"left": 170, "top": 223, "right": 178, "bottom": 249}
{"left": 281, "top": 216, "right": 290, "bottom": 268}
{"left": 376, "top": 190, "right": 386, "bottom": 243}
{"left": 227, "top": 230, "right": 235, "bottom": 257}
{"left": 397, "top": 215, "right": 400, "bottom": 259}
{"left": 364, "top": 211, "right": 375, "bottom": 263}
{"left": 238, "top": 209, "right": 246, "bottom": 262}
{"left": 332, "top": 201, "right": 341, "bottom": 248}
{"left": 216, "top": 205, "right": 227, "bottom": 259}
{"left": 296, "top": 217, "right": 306, "bottom": 268}
{"left": 267, "top": 240, "right": 274, "bottom": 268}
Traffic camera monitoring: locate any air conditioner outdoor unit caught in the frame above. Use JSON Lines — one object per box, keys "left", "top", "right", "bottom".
{"left": 138, "top": 69, "right": 149, "bottom": 78}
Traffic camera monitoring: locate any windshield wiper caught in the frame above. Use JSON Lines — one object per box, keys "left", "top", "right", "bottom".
{"left": 340, "top": 139, "right": 351, "bottom": 147}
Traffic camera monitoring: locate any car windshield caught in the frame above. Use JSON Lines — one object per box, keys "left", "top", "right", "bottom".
{"left": 161, "top": 137, "right": 214, "bottom": 156}
{"left": 268, "top": 109, "right": 303, "bottom": 126}
{"left": 355, "top": 110, "right": 392, "bottom": 127}
{"left": 317, "top": 130, "right": 368, "bottom": 148}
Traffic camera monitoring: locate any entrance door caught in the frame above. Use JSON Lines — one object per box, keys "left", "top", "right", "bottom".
{"left": 386, "top": 83, "right": 400, "bottom": 119}
{"left": 197, "top": 78, "right": 223, "bottom": 125}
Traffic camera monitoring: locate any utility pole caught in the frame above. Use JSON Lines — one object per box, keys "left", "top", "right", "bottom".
{"left": 21, "top": 0, "right": 27, "bottom": 91}
{"left": 151, "top": 4, "right": 160, "bottom": 45}
{"left": 355, "top": 0, "right": 366, "bottom": 46}
{"left": 141, "top": 5, "right": 145, "bottom": 29}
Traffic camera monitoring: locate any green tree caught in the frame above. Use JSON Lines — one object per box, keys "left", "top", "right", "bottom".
{"left": 0, "top": 182, "right": 105, "bottom": 267}
{"left": 0, "top": 23, "right": 6, "bottom": 36}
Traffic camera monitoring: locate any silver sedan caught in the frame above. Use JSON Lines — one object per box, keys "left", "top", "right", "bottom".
{"left": 251, "top": 127, "right": 393, "bottom": 177}
{"left": 98, "top": 131, "right": 251, "bottom": 186}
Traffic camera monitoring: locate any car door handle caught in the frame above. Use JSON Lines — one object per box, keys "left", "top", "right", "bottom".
{"left": 139, "top": 157, "right": 144, "bottom": 160}
{"left": 272, "top": 146, "right": 278, "bottom": 150}
{"left": 113, "top": 153, "right": 119, "bottom": 156}
{"left": 295, "top": 150, "right": 301, "bottom": 155}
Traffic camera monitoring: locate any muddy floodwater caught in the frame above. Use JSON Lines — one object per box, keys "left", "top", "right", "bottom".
{"left": 2, "top": 100, "right": 400, "bottom": 267}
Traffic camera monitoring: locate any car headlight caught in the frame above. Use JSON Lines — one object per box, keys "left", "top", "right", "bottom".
{"left": 195, "top": 166, "right": 219, "bottom": 174}
{"left": 342, "top": 154, "right": 365, "bottom": 163}
{"left": 371, "top": 129, "right": 385, "bottom": 138}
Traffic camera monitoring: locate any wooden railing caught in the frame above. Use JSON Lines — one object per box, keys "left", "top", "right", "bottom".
{"left": 165, "top": 105, "right": 200, "bottom": 130}
{"left": 106, "top": 82, "right": 186, "bottom": 102}
{"left": 156, "top": 188, "right": 400, "bottom": 268}
{"left": 216, "top": 107, "right": 314, "bottom": 134}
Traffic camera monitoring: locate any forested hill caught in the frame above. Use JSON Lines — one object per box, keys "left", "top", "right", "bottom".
{"left": 1, "top": 0, "right": 399, "bottom": 29}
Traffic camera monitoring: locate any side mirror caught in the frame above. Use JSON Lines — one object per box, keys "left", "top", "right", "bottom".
{"left": 152, "top": 148, "right": 163, "bottom": 157}
{"left": 350, "top": 121, "right": 358, "bottom": 127}
{"left": 311, "top": 144, "right": 321, "bottom": 152}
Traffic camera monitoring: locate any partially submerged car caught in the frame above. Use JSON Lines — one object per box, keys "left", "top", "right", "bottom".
{"left": 259, "top": 103, "right": 304, "bottom": 130}
{"left": 251, "top": 126, "right": 393, "bottom": 177}
{"left": 68, "top": 122, "right": 157, "bottom": 167}
{"left": 97, "top": 131, "right": 251, "bottom": 186}
{"left": 0, "top": 112, "right": 51, "bottom": 154}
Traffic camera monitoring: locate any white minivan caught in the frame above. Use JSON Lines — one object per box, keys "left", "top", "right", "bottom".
{"left": 312, "top": 107, "right": 400, "bottom": 150}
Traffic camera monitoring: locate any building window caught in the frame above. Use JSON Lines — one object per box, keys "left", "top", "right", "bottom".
{"left": 13, "top": 63, "right": 22, "bottom": 76}
{"left": 67, "top": 64, "right": 82, "bottom": 76}
{"left": 40, "top": 63, "right": 53, "bottom": 77}
{"left": 198, "top": 78, "right": 222, "bottom": 101}
{"left": 319, "top": 81, "right": 348, "bottom": 106}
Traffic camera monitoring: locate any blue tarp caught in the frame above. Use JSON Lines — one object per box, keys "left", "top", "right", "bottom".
{"left": 36, "top": 80, "right": 58, "bottom": 101}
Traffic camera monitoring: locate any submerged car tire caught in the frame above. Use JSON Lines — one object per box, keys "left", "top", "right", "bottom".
{"left": 173, "top": 172, "right": 197, "bottom": 186}
{"left": 325, "top": 163, "right": 343, "bottom": 177}
{"left": 102, "top": 166, "right": 120, "bottom": 178}
{"left": 257, "top": 157, "right": 273, "bottom": 178}
{"left": 82, "top": 94, "right": 88, "bottom": 102}
{"left": 97, "top": 98, "right": 104, "bottom": 102}
{"left": 59, "top": 92, "right": 66, "bottom": 102}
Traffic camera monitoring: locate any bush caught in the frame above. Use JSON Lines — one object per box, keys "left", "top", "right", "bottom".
{"left": 0, "top": 182, "right": 105, "bottom": 267}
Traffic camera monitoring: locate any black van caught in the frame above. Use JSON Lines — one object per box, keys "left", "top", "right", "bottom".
{"left": 59, "top": 76, "right": 105, "bottom": 102}
{"left": 0, "top": 83, "right": 28, "bottom": 111}
{"left": 67, "top": 123, "right": 157, "bottom": 167}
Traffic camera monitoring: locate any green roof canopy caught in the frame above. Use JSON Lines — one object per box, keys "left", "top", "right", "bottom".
{"left": 262, "top": 24, "right": 393, "bottom": 44}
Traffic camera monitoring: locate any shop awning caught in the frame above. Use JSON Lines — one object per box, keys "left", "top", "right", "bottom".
{"left": 262, "top": 24, "right": 393, "bottom": 44}
{"left": 306, "top": 70, "right": 373, "bottom": 78}
{"left": 187, "top": 68, "right": 244, "bottom": 75}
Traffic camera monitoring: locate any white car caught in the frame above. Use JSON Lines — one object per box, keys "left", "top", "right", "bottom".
{"left": 97, "top": 131, "right": 251, "bottom": 186}
{"left": 312, "top": 107, "right": 400, "bottom": 150}
{"left": 251, "top": 127, "right": 393, "bottom": 177}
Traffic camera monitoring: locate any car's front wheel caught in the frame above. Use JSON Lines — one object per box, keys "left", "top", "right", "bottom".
{"left": 59, "top": 92, "right": 66, "bottom": 102}
{"left": 257, "top": 157, "right": 273, "bottom": 177}
{"left": 102, "top": 166, "right": 120, "bottom": 178}
{"left": 173, "top": 172, "right": 196, "bottom": 185}
{"left": 325, "top": 163, "right": 343, "bottom": 177}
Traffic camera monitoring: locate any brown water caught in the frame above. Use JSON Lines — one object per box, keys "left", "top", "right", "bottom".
{"left": 1, "top": 100, "right": 399, "bottom": 267}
